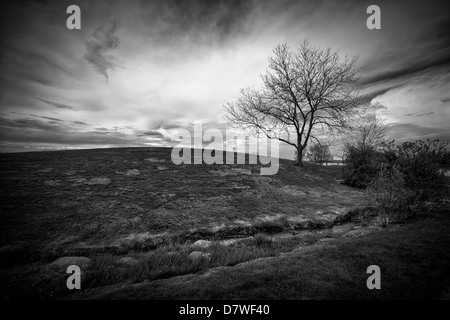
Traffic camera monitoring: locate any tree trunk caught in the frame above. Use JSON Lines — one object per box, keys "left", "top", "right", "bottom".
{"left": 296, "top": 135, "right": 305, "bottom": 167}
{"left": 295, "top": 148, "right": 304, "bottom": 166}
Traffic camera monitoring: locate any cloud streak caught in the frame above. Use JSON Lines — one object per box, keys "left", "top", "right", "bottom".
{"left": 0, "top": 114, "right": 170, "bottom": 152}
{"left": 36, "top": 98, "right": 76, "bottom": 111}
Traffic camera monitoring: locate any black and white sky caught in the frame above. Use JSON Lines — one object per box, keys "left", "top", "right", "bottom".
{"left": 1, "top": 0, "right": 449, "bottom": 156}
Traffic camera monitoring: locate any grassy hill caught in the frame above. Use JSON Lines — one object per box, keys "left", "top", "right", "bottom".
{"left": 0, "top": 147, "right": 449, "bottom": 299}
{"left": 0, "top": 147, "right": 368, "bottom": 251}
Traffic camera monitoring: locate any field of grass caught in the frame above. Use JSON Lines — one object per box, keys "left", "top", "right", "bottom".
{"left": 0, "top": 147, "right": 367, "bottom": 255}
{"left": 0, "top": 146, "right": 448, "bottom": 299}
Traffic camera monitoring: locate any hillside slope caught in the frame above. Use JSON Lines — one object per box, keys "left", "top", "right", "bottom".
{"left": 0, "top": 147, "right": 377, "bottom": 299}
{"left": 0, "top": 147, "right": 368, "bottom": 254}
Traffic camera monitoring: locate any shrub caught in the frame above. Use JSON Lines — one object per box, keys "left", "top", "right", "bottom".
{"left": 345, "top": 139, "right": 448, "bottom": 224}
{"left": 343, "top": 139, "right": 448, "bottom": 197}
{"left": 386, "top": 139, "right": 447, "bottom": 201}
{"left": 367, "top": 164, "right": 413, "bottom": 225}
{"left": 342, "top": 144, "right": 386, "bottom": 188}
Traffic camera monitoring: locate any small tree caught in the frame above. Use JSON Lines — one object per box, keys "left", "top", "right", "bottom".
{"left": 307, "top": 143, "right": 333, "bottom": 165}
{"left": 344, "top": 113, "right": 388, "bottom": 150}
{"left": 225, "top": 40, "right": 364, "bottom": 166}
{"left": 342, "top": 114, "right": 389, "bottom": 187}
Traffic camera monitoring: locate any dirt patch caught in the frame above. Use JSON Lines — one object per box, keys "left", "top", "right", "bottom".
{"left": 116, "top": 169, "right": 140, "bottom": 176}
{"left": 44, "top": 179, "right": 61, "bottom": 186}
{"left": 87, "top": 177, "right": 111, "bottom": 185}
{"left": 280, "top": 185, "right": 307, "bottom": 197}
{"left": 145, "top": 158, "right": 165, "bottom": 163}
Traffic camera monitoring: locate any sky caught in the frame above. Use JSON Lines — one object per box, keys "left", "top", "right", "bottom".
{"left": 0, "top": 0, "right": 449, "bottom": 158}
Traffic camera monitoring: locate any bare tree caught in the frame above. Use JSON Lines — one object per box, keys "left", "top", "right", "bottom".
{"left": 345, "top": 113, "right": 388, "bottom": 150}
{"left": 225, "top": 40, "right": 364, "bottom": 166}
{"left": 306, "top": 143, "right": 333, "bottom": 165}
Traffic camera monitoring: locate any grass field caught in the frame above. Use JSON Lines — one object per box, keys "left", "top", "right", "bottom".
{"left": 0, "top": 147, "right": 448, "bottom": 299}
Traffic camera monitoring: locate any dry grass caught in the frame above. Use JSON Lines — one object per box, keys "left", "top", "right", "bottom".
{"left": 75, "top": 206, "right": 450, "bottom": 300}
{"left": 0, "top": 147, "right": 367, "bottom": 256}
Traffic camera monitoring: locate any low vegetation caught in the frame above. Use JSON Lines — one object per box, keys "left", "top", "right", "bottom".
{"left": 82, "top": 205, "right": 450, "bottom": 300}
{"left": 2, "top": 230, "right": 340, "bottom": 299}
{"left": 343, "top": 139, "right": 449, "bottom": 224}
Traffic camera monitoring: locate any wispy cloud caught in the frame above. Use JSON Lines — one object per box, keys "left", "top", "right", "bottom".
{"left": 416, "top": 112, "right": 435, "bottom": 117}
{"left": 359, "top": 57, "right": 450, "bottom": 86}
{"left": 36, "top": 98, "right": 76, "bottom": 111}
{"left": 0, "top": 114, "right": 168, "bottom": 152}
{"left": 83, "top": 17, "right": 120, "bottom": 81}
{"left": 387, "top": 122, "right": 450, "bottom": 142}
{"left": 72, "top": 121, "right": 89, "bottom": 126}
{"left": 29, "top": 114, "right": 64, "bottom": 122}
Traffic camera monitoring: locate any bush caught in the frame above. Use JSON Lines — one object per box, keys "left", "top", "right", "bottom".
{"left": 385, "top": 139, "right": 447, "bottom": 201}
{"left": 343, "top": 139, "right": 447, "bottom": 197}
{"left": 344, "top": 139, "right": 448, "bottom": 224}
{"left": 367, "top": 164, "right": 413, "bottom": 225}
{"left": 342, "top": 144, "right": 386, "bottom": 188}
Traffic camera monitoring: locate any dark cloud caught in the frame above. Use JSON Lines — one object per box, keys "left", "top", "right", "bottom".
{"left": 0, "top": 45, "right": 78, "bottom": 97}
{"left": 37, "top": 98, "right": 76, "bottom": 111}
{"left": 72, "top": 121, "right": 89, "bottom": 126}
{"left": 139, "top": 130, "right": 164, "bottom": 138}
{"left": 2, "top": 46, "right": 72, "bottom": 79}
{"left": 359, "top": 57, "right": 450, "bottom": 86}
{"left": 0, "top": 116, "right": 64, "bottom": 133}
{"left": 137, "top": 0, "right": 255, "bottom": 45}
{"left": 413, "top": 11, "right": 450, "bottom": 54}
{"left": 360, "top": 85, "right": 403, "bottom": 104}
{"left": 386, "top": 122, "right": 450, "bottom": 143}
{"left": 29, "top": 114, "right": 64, "bottom": 122}
{"left": 0, "top": 128, "right": 138, "bottom": 146}
{"left": 0, "top": 115, "right": 165, "bottom": 152}
{"left": 415, "top": 112, "right": 435, "bottom": 117}
{"left": 359, "top": 1, "right": 450, "bottom": 87}
{"left": 83, "top": 17, "right": 120, "bottom": 81}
